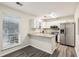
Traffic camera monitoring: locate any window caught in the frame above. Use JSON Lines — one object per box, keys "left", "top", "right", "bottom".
{"left": 3, "top": 16, "right": 20, "bottom": 49}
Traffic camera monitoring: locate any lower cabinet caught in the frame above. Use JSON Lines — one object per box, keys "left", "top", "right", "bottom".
{"left": 29, "top": 35, "right": 57, "bottom": 54}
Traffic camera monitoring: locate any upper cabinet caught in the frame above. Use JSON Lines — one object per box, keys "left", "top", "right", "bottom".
{"left": 30, "top": 19, "right": 41, "bottom": 29}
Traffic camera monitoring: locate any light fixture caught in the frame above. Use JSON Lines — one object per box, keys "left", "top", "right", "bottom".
{"left": 16, "top": 2, "right": 23, "bottom": 6}
{"left": 49, "top": 12, "right": 57, "bottom": 18}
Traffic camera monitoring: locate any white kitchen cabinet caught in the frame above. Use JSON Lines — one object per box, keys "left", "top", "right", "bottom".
{"left": 30, "top": 19, "right": 40, "bottom": 29}
{"left": 29, "top": 19, "right": 35, "bottom": 29}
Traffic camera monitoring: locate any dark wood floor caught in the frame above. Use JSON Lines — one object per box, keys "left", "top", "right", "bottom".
{"left": 3, "top": 44, "right": 77, "bottom": 57}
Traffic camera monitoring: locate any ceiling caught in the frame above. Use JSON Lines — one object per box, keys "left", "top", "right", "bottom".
{"left": 1, "top": 2, "right": 78, "bottom": 17}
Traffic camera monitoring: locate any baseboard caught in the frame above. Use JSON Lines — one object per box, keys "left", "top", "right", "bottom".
{"left": 0, "top": 44, "right": 29, "bottom": 57}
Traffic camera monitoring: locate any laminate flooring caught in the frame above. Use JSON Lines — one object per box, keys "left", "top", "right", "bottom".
{"left": 3, "top": 44, "right": 77, "bottom": 57}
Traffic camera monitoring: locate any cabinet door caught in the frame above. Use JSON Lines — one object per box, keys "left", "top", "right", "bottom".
{"left": 65, "top": 23, "right": 75, "bottom": 46}
{"left": 30, "top": 19, "right": 39, "bottom": 29}
{"left": 30, "top": 19, "right": 34, "bottom": 29}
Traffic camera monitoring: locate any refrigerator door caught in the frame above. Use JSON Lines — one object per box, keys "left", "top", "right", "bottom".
{"left": 65, "top": 23, "right": 75, "bottom": 46}
{"left": 60, "top": 34, "right": 66, "bottom": 45}
{"left": 60, "top": 24, "right": 66, "bottom": 45}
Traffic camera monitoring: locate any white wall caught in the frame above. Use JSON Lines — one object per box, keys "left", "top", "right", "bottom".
{"left": 0, "top": 4, "right": 34, "bottom": 56}
{"left": 74, "top": 4, "right": 79, "bottom": 56}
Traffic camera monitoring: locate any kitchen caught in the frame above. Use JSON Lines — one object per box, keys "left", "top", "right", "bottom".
{"left": 0, "top": 2, "right": 78, "bottom": 57}
{"left": 28, "top": 15, "right": 75, "bottom": 54}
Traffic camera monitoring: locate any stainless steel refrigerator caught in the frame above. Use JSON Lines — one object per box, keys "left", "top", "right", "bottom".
{"left": 60, "top": 23, "right": 75, "bottom": 47}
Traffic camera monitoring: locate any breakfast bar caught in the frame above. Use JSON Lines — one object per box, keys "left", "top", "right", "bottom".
{"left": 28, "top": 32, "right": 57, "bottom": 54}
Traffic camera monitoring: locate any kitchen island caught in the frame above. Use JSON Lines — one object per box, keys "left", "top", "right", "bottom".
{"left": 28, "top": 32, "right": 57, "bottom": 54}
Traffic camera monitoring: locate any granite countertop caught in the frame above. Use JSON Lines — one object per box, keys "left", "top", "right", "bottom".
{"left": 28, "top": 32, "right": 56, "bottom": 38}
